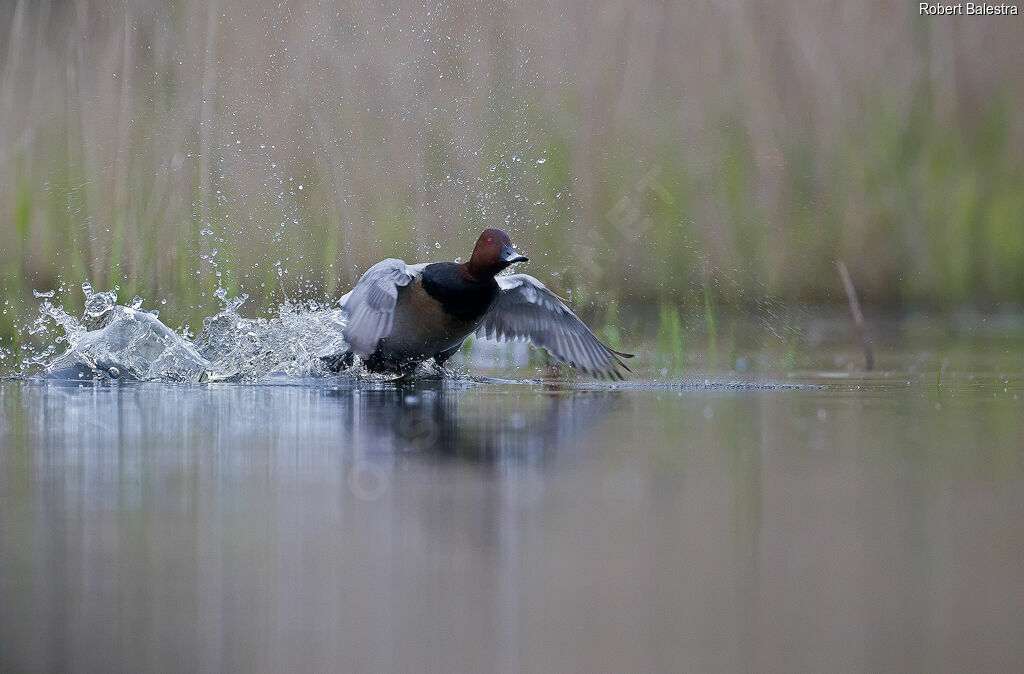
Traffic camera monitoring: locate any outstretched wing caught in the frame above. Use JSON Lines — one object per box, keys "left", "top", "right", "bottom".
{"left": 476, "top": 274, "right": 634, "bottom": 380}
{"left": 340, "top": 259, "right": 426, "bottom": 357}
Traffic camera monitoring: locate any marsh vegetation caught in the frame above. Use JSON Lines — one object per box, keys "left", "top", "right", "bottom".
{"left": 2, "top": 1, "right": 1022, "bottom": 368}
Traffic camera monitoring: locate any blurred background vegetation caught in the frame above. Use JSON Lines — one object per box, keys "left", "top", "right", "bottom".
{"left": 1, "top": 0, "right": 1022, "bottom": 356}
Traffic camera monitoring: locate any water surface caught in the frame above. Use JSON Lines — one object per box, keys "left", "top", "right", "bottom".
{"left": 1, "top": 368, "right": 1022, "bottom": 672}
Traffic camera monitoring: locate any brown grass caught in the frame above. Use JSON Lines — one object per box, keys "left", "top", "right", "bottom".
{"left": 1, "top": 0, "right": 1023, "bottom": 341}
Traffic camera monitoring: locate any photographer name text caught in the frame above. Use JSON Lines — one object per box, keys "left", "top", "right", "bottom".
{"left": 920, "top": 3, "right": 1018, "bottom": 14}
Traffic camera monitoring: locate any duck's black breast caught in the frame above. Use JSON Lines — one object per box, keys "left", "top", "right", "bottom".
{"left": 420, "top": 262, "right": 498, "bottom": 322}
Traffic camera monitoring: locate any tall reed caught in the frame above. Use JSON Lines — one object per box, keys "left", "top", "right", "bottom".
{"left": 1, "top": 0, "right": 1022, "bottom": 349}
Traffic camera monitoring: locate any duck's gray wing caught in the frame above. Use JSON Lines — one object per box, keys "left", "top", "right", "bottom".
{"left": 340, "top": 259, "right": 426, "bottom": 357}
{"left": 476, "top": 274, "right": 634, "bottom": 380}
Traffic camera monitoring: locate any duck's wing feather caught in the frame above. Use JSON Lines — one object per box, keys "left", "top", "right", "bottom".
{"left": 476, "top": 274, "right": 634, "bottom": 380}
{"left": 340, "top": 259, "right": 427, "bottom": 356}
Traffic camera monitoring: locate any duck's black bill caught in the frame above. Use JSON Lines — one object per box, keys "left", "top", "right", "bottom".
{"left": 501, "top": 243, "right": 529, "bottom": 264}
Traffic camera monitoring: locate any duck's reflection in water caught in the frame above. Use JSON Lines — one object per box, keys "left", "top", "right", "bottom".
{"left": 325, "top": 380, "right": 622, "bottom": 556}
{"left": 329, "top": 379, "right": 618, "bottom": 462}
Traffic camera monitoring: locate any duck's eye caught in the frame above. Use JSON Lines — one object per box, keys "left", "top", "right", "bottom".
{"left": 487, "top": 238, "right": 493, "bottom": 244}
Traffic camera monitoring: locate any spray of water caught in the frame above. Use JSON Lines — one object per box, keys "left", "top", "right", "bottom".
{"left": 21, "top": 282, "right": 357, "bottom": 383}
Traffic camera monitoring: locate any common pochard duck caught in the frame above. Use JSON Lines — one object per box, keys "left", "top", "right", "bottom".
{"left": 326, "top": 229, "right": 633, "bottom": 379}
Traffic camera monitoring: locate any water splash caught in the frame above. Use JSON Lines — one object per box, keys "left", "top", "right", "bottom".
{"left": 36, "top": 283, "right": 208, "bottom": 382}
{"left": 193, "top": 290, "right": 348, "bottom": 381}
{"left": 81, "top": 281, "right": 119, "bottom": 330}
{"left": 23, "top": 284, "right": 351, "bottom": 383}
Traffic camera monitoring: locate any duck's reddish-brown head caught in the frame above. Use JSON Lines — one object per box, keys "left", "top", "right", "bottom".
{"left": 464, "top": 228, "right": 528, "bottom": 279}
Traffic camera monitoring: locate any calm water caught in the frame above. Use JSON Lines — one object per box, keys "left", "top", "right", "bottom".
{"left": 1, "top": 363, "right": 1023, "bottom": 671}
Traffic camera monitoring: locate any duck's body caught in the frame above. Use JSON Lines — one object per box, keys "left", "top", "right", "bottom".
{"left": 330, "top": 229, "right": 633, "bottom": 379}
{"left": 359, "top": 262, "right": 497, "bottom": 371}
